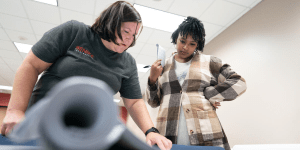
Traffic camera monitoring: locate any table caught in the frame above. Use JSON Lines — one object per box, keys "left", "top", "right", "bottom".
{"left": 1, "top": 135, "right": 225, "bottom": 150}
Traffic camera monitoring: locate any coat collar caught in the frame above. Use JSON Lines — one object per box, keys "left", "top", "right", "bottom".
{"left": 165, "top": 51, "right": 201, "bottom": 90}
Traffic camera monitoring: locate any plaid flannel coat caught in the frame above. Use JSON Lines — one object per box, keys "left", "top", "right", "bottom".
{"left": 145, "top": 51, "right": 246, "bottom": 149}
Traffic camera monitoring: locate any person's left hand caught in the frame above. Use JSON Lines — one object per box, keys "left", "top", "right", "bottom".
{"left": 212, "top": 101, "right": 221, "bottom": 109}
{"left": 146, "top": 132, "right": 172, "bottom": 150}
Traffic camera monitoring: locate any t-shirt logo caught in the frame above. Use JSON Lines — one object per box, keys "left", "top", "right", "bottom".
{"left": 75, "top": 46, "right": 94, "bottom": 59}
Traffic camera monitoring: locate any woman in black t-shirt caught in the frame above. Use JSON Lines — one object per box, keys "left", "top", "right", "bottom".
{"left": 1, "top": 1, "right": 172, "bottom": 150}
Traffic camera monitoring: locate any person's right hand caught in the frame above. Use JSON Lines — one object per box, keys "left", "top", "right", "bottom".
{"left": 1, "top": 109, "right": 25, "bottom": 136}
{"left": 149, "top": 59, "right": 164, "bottom": 85}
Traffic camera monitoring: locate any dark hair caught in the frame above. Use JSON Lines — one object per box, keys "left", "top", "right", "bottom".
{"left": 171, "top": 16, "right": 206, "bottom": 52}
{"left": 91, "top": 1, "right": 142, "bottom": 47}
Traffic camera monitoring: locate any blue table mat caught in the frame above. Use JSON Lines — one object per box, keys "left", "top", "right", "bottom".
{"left": 0, "top": 135, "right": 38, "bottom": 146}
{"left": 171, "top": 144, "right": 225, "bottom": 150}
{"left": 1, "top": 135, "right": 224, "bottom": 150}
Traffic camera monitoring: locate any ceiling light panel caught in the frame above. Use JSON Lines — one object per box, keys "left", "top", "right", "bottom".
{"left": 14, "top": 42, "right": 33, "bottom": 53}
{"left": 0, "top": 85, "right": 13, "bottom": 91}
{"left": 33, "top": 0, "right": 58, "bottom": 6}
{"left": 134, "top": 4, "right": 185, "bottom": 32}
{"left": 135, "top": 0, "right": 174, "bottom": 11}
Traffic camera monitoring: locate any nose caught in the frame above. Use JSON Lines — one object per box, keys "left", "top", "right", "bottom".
{"left": 125, "top": 35, "right": 130, "bottom": 40}
{"left": 125, "top": 35, "right": 133, "bottom": 43}
{"left": 183, "top": 44, "right": 187, "bottom": 50}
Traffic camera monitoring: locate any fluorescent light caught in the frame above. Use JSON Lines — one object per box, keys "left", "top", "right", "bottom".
{"left": 14, "top": 42, "right": 33, "bottom": 53}
{"left": 114, "top": 99, "right": 120, "bottom": 103}
{"left": 0, "top": 85, "right": 13, "bottom": 91}
{"left": 134, "top": 4, "right": 185, "bottom": 32}
{"left": 33, "top": 0, "right": 58, "bottom": 6}
{"left": 137, "top": 64, "right": 150, "bottom": 73}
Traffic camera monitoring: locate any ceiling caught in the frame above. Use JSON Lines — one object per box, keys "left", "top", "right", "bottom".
{"left": 0, "top": 0, "right": 261, "bottom": 95}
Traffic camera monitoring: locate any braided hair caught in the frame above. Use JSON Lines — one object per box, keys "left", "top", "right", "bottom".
{"left": 171, "top": 16, "right": 206, "bottom": 52}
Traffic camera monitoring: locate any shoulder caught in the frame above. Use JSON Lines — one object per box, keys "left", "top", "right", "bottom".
{"left": 68, "top": 20, "right": 90, "bottom": 31}
{"left": 202, "top": 54, "right": 224, "bottom": 74}
{"left": 64, "top": 20, "right": 95, "bottom": 39}
{"left": 122, "top": 52, "right": 139, "bottom": 75}
{"left": 123, "top": 51, "right": 137, "bottom": 65}
{"left": 199, "top": 53, "right": 222, "bottom": 63}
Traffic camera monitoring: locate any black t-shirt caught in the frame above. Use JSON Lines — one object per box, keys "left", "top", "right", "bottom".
{"left": 29, "top": 20, "right": 142, "bottom": 107}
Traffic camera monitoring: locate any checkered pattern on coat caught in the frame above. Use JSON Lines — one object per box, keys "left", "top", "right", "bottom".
{"left": 145, "top": 51, "right": 247, "bottom": 150}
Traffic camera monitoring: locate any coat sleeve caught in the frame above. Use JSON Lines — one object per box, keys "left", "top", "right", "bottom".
{"left": 145, "top": 77, "right": 162, "bottom": 108}
{"left": 204, "top": 56, "right": 247, "bottom": 104}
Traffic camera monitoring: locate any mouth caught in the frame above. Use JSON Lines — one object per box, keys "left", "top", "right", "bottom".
{"left": 121, "top": 43, "right": 126, "bottom": 47}
{"left": 180, "top": 51, "right": 187, "bottom": 55}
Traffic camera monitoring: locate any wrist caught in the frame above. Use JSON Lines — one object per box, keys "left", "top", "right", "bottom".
{"left": 148, "top": 77, "right": 157, "bottom": 85}
{"left": 6, "top": 108, "right": 25, "bottom": 114}
{"left": 145, "top": 127, "right": 160, "bottom": 136}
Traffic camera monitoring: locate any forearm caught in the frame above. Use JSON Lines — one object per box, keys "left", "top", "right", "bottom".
{"left": 7, "top": 63, "right": 40, "bottom": 113}
{"left": 205, "top": 74, "right": 247, "bottom": 103}
{"left": 125, "top": 99, "right": 154, "bottom": 133}
{"left": 123, "top": 99, "right": 172, "bottom": 149}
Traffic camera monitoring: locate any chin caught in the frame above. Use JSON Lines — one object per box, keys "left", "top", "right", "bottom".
{"left": 116, "top": 48, "right": 126, "bottom": 53}
{"left": 179, "top": 55, "right": 192, "bottom": 59}
{"left": 178, "top": 54, "right": 187, "bottom": 58}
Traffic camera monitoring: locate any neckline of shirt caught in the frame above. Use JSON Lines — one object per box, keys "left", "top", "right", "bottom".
{"left": 175, "top": 57, "right": 192, "bottom": 65}
{"left": 95, "top": 33, "right": 122, "bottom": 58}
{"left": 174, "top": 52, "right": 195, "bottom": 64}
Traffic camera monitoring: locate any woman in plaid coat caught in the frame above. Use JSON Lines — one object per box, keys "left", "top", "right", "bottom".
{"left": 145, "top": 16, "right": 247, "bottom": 150}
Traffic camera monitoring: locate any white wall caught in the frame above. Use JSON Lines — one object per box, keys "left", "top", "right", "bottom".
{"left": 203, "top": 0, "right": 300, "bottom": 148}
{"left": 126, "top": 0, "right": 300, "bottom": 148}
